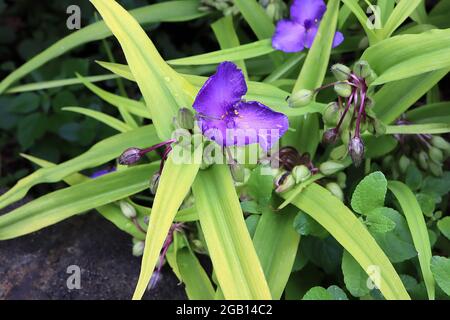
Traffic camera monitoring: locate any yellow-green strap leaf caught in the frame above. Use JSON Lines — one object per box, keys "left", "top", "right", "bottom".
{"left": 388, "top": 181, "right": 435, "bottom": 300}
{"left": 133, "top": 155, "right": 200, "bottom": 299}
{"left": 283, "top": 183, "right": 410, "bottom": 300}
{"left": 192, "top": 165, "right": 271, "bottom": 299}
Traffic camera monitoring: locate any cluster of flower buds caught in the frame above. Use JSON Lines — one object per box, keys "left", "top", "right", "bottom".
{"left": 259, "top": 0, "right": 287, "bottom": 22}
{"left": 324, "top": 61, "right": 382, "bottom": 166}
{"left": 290, "top": 61, "right": 384, "bottom": 166}
{"left": 118, "top": 109, "right": 194, "bottom": 194}
{"left": 198, "top": 0, "right": 239, "bottom": 16}
{"left": 383, "top": 119, "right": 450, "bottom": 177}
{"left": 271, "top": 146, "right": 318, "bottom": 193}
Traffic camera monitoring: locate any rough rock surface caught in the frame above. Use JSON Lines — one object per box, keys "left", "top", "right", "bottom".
{"left": 0, "top": 199, "right": 187, "bottom": 300}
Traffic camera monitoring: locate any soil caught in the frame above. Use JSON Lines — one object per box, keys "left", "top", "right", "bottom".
{"left": 0, "top": 192, "right": 187, "bottom": 300}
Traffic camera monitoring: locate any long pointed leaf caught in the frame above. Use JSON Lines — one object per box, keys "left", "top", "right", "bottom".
{"left": 192, "top": 165, "right": 271, "bottom": 299}
{"left": 0, "top": 163, "right": 158, "bottom": 240}
{"left": 91, "top": 0, "right": 196, "bottom": 140}
{"left": 0, "top": 125, "right": 158, "bottom": 210}
{"left": 167, "top": 39, "right": 274, "bottom": 66}
{"left": 253, "top": 210, "right": 300, "bottom": 299}
{"left": 133, "top": 155, "right": 200, "bottom": 299}
{"left": 283, "top": 183, "right": 410, "bottom": 300}
{"left": 388, "top": 181, "right": 435, "bottom": 300}
{"left": 62, "top": 106, "right": 132, "bottom": 132}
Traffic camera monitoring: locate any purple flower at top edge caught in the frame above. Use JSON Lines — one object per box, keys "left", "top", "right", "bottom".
{"left": 272, "top": 0, "right": 344, "bottom": 53}
{"left": 193, "top": 61, "right": 289, "bottom": 151}
{"left": 90, "top": 166, "right": 116, "bottom": 178}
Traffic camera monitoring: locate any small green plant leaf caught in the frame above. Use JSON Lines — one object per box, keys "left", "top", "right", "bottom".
{"left": 366, "top": 208, "right": 396, "bottom": 233}
{"left": 351, "top": 172, "right": 387, "bottom": 215}
{"left": 342, "top": 251, "right": 370, "bottom": 298}
{"left": 370, "top": 208, "right": 417, "bottom": 263}
{"left": 302, "top": 286, "right": 333, "bottom": 300}
{"left": 431, "top": 256, "right": 450, "bottom": 296}
{"left": 437, "top": 217, "right": 450, "bottom": 241}
{"left": 327, "top": 285, "right": 349, "bottom": 300}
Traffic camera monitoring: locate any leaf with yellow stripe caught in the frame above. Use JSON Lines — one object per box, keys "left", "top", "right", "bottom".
{"left": 282, "top": 183, "right": 410, "bottom": 300}
{"left": 133, "top": 155, "right": 200, "bottom": 299}
{"left": 192, "top": 165, "right": 271, "bottom": 299}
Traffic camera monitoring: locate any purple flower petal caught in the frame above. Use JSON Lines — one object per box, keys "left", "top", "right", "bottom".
{"left": 304, "top": 27, "right": 344, "bottom": 49}
{"left": 193, "top": 61, "right": 247, "bottom": 119}
{"left": 90, "top": 167, "right": 116, "bottom": 178}
{"left": 272, "top": 20, "right": 306, "bottom": 53}
{"left": 303, "top": 25, "right": 319, "bottom": 48}
{"left": 232, "top": 101, "right": 289, "bottom": 151}
{"left": 332, "top": 31, "right": 344, "bottom": 48}
{"left": 291, "top": 0, "right": 326, "bottom": 26}
{"left": 199, "top": 118, "right": 229, "bottom": 146}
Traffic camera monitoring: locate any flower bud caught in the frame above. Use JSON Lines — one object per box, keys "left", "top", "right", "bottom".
{"left": 191, "top": 239, "right": 207, "bottom": 254}
{"left": 120, "top": 201, "right": 137, "bottom": 219}
{"left": 365, "top": 70, "right": 378, "bottom": 85}
{"left": 336, "top": 172, "right": 347, "bottom": 189}
{"left": 429, "top": 161, "right": 443, "bottom": 176}
{"left": 369, "top": 118, "right": 386, "bottom": 136}
{"left": 334, "top": 82, "right": 352, "bottom": 97}
{"left": 132, "top": 241, "right": 145, "bottom": 256}
{"left": 429, "top": 146, "right": 444, "bottom": 163}
{"left": 330, "top": 145, "right": 347, "bottom": 160}
{"left": 265, "top": 0, "right": 287, "bottom": 22}
{"left": 398, "top": 155, "right": 410, "bottom": 174}
{"left": 326, "top": 182, "right": 344, "bottom": 201}
{"left": 323, "top": 102, "right": 339, "bottom": 126}
{"left": 431, "top": 136, "right": 450, "bottom": 152}
{"left": 349, "top": 136, "right": 365, "bottom": 166}
{"left": 118, "top": 147, "right": 143, "bottom": 165}
{"left": 331, "top": 63, "right": 351, "bottom": 81}
{"left": 177, "top": 108, "right": 195, "bottom": 130}
{"left": 319, "top": 160, "right": 345, "bottom": 175}
{"left": 150, "top": 172, "right": 161, "bottom": 194}
{"left": 230, "top": 162, "right": 246, "bottom": 183}
{"left": 353, "top": 60, "right": 372, "bottom": 79}
{"left": 288, "top": 89, "right": 314, "bottom": 108}
{"left": 292, "top": 165, "right": 311, "bottom": 183}
{"left": 418, "top": 151, "right": 429, "bottom": 170}
{"left": 274, "top": 172, "right": 295, "bottom": 193}
{"left": 323, "top": 128, "right": 338, "bottom": 144}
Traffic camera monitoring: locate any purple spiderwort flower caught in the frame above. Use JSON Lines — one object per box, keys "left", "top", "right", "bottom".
{"left": 193, "top": 61, "right": 289, "bottom": 151}
{"left": 90, "top": 166, "right": 116, "bottom": 178}
{"left": 272, "top": 0, "right": 344, "bottom": 53}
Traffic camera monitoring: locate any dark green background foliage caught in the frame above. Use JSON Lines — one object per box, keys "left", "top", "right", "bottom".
{"left": 0, "top": 0, "right": 216, "bottom": 187}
